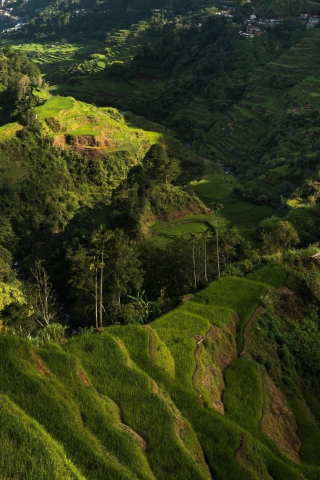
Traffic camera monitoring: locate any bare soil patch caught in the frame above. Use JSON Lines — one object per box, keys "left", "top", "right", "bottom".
{"left": 260, "top": 374, "right": 301, "bottom": 462}
{"left": 32, "top": 352, "right": 51, "bottom": 376}
{"left": 78, "top": 368, "right": 90, "bottom": 386}
{"left": 120, "top": 423, "right": 147, "bottom": 452}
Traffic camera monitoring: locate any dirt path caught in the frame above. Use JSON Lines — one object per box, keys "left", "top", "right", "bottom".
{"left": 235, "top": 433, "right": 274, "bottom": 480}
{"left": 240, "top": 305, "right": 264, "bottom": 357}
{"left": 192, "top": 329, "right": 210, "bottom": 397}
{"left": 235, "top": 434, "right": 248, "bottom": 468}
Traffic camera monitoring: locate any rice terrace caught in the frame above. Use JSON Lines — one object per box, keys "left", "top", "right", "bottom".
{"left": 1, "top": 0, "right": 320, "bottom": 478}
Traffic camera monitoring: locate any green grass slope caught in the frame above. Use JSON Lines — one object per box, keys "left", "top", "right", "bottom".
{"left": 192, "top": 276, "right": 269, "bottom": 352}
{"left": 0, "top": 394, "right": 85, "bottom": 480}
{"left": 1, "top": 265, "right": 320, "bottom": 479}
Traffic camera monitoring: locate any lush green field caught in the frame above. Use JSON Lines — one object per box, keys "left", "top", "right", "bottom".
{"left": 0, "top": 394, "right": 85, "bottom": 480}
{"left": 201, "top": 28, "right": 320, "bottom": 221}
{"left": 0, "top": 122, "right": 23, "bottom": 140}
{"left": 247, "top": 263, "right": 288, "bottom": 288}
{"left": 0, "top": 95, "right": 190, "bottom": 163}
{"left": 151, "top": 220, "right": 211, "bottom": 239}
{"left": 223, "top": 358, "right": 264, "bottom": 434}
{"left": 152, "top": 304, "right": 234, "bottom": 387}
{"left": 289, "top": 397, "right": 320, "bottom": 467}
{"left": 8, "top": 40, "right": 106, "bottom": 82}
{"left": 3, "top": 20, "right": 164, "bottom": 105}
{"left": 150, "top": 174, "right": 274, "bottom": 244}
{"left": 191, "top": 174, "right": 274, "bottom": 229}
{"left": 193, "top": 276, "right": 269, "bottom": 352}
{"left": 0, "top": 265, "right": 320, "bottom": 480}
{"left": 0, "top": 336, "right": 153, "bottom": 480}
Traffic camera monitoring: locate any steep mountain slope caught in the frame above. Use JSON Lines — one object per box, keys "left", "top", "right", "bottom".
{"left": 1, "top": 264, "right": 320, "bottom": 479}
{"left": 0, "top": 92, "right": 197, "bottom": 262}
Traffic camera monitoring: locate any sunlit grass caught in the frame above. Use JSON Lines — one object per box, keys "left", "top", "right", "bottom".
{"left": 247, "top": 263, "right": 287, "bottom": 289}
{"left": 192, "top": 277, "right": 269, "bottom": 352}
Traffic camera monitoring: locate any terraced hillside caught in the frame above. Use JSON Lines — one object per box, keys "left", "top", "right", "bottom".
{"left": 8, "top": 20, "right": 165, "bottom": 104}
{"left": 0, "top": 95, "right": 193, "bottom": 162}
{"left": 1, "top": 264, "right": 320, "bottom": 479}
{"left": 204, "top": 28, "right": 320, "bottom": 155}
{"left": 202, "top": 28, "right": 320, "bottom": 204}
{"left": 150, "top": 173, "right": 274, "bottom": 245}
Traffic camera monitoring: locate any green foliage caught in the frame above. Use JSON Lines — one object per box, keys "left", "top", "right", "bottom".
{"left": 303, "top": 390, "right": 320, "bottom": 427}
{"left": 262, "top": 221, "right": 300, "bottom": 254}
{"left": 68, "top": 229, "right": 143, "bottom": 325}
{"left": 142, "top": 143, "right": 181, "bottom": 185}
{"left": 30, "top": 323, "right": 66, "bottom": 346}
{"left": 278, "top": 344, "right": 295, "bottom": 369}
{"left": 0, "top": 282, "right": 26, "bottom": 312}
{"left": 289, "top": 317, "right": 320, "bottom": 373}
{"left": 223, "top": 358, "right": 264, "bottom": 434}
{"left": 0, "top": 46, "right": 43, "bottom": 122}
{"left": 247, "top": 263, "right": 287, "bottom": 288}
{"left": 289, "top": 397, "right": 320, "bottom": 466}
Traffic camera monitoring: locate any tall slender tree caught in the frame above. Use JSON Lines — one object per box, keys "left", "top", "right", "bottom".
{"left": 89, "top": 256, "right": 100, "bottom": 329}
{"left": 93, "top": 225, "right": 113, "bottom": 328}
{"left": 190, "top": 232, "right": 203, "bottom": 289}
{"left": 210, "top": 203, "right": 224, "bottom": 279}
{"left": 201, "top": 228, "right": 212, "bottom": 282}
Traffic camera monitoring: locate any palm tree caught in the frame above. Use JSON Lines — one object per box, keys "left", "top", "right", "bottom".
{"left": 190, "top": 232, "right": 202, "bottom": 289}
{"left": 200, "top": 228, "right": 212, "bottom": 282}
{"left": 210, "top": 203, "right": 224, "bottom": 279}
{"left": 93, "top": 225, "right": 113, "bottom": 328}
{"left": 89, "top": 256, "right": 100, "bottom": 329}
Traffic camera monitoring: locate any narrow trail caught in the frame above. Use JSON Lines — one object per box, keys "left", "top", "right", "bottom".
{"left": 234, "top": 434, "right": 248, "bottom": 469}
{"left": 240, "top": 305, "right": 264, "bottom": 357}
{"left": 235, "top": 433, "right": 274, "bottom": 480}
{"left": 192, "top": 327, "right": 211, "bottom": 398}
{"left": 240, "top": 288, "right": 275, "bottom": 357}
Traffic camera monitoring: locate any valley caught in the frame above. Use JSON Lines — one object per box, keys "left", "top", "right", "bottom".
{"left": 1, "top": 0, "right": 320, "bottom": 478}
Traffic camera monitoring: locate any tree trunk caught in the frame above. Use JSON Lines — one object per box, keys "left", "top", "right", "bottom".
{"left": 95, "top": 267, "right": 98, "bottom": 329}
{"left": 204, "top": 241, "right": 207, "bottom": 282}
{"left": 216, "top": 214, "right": 220, "bottom": 279}
{"left": 193, "top": 244, "right": 197, "bottom": 289}
{"left": 100, "top": 242, "right": 104, "bottom": 328}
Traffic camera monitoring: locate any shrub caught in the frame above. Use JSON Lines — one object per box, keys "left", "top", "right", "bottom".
{"left": 278, "top": 345, "right": 295, "bottom": 368}
{"left": 28, "top": 323, "right": 66, "bottom": 346}
{"left": 265, "top": 360, "right": 273, "bottom": 371}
